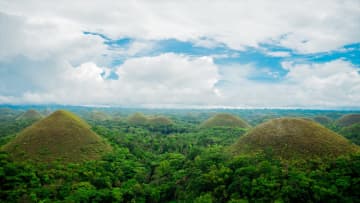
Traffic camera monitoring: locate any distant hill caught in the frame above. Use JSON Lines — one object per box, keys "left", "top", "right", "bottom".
{"left": 127, "top": 112, "right": 148, "bottom": 126}
{"left": 148, "top": 116, "right": 174, "bottom": 127}
{"left": 89, "top": 111, "right": 111, "bottom": 121}
{"left": 340, "top": 123, "right": 360, "bottom": 145}
{"left": 232, "top": 118, "right": 359, "bottom": 159}
{"left": 0, "top": 108, "right": 15, "bottom": 115}
{"left": 16, "top": 109, "right": 43, "bottom": 122}
{"left": 0, "top": 108, "right": 19, "bottom": 120}
{"left": 2, "top": 110, "right": 112, "bottom": 162}
{"left": 42, "top": 109, "right": 53, "bottom": 116}
{"left": 312, "top": 116, "right": 332, "bottom": 126}
{"left": 200, "top": 113, "right": 250, "bottom": 129}
{"left": 336, "top": 114, "right": 360, "bottom": 127}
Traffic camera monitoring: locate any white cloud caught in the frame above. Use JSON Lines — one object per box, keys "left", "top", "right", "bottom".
{"left": 191, "top": 38, "right": 222, "bottom": 49}
{"left": 265, "top": 51, "right": 291, "bottom": 57}
{"left": 117, "top": 54, "right": 218, "bottom": 90}
{"left": 112, "top": 53, "right": 220, "bottom": 106}
{"left": 1, "top": 0, "right": 359, "bottom": 54}
{"left": 0, "top": 54, "right": 221, "bottom": 106}
{"left": 0, "top": 1, "right": 359, "bottom": 108}
{"left": 0, "top": 53, "right": 359, "bottom": 108}
{"left": 0, "top": 12, "right": 107, "bottom": 64}
{"left": 126, "top": 41, "right": 155, "bottom": 56}
{"left": 67, "top": 62, "right": 105, "bottom": 82}
{"left": 284, "top": 60, "right": 360, "bottom": 106}
{"left": 109, "top": 40, "right": 156, "bottom": 57}
{"left": 217, "top": 60, "right": 360, "bottom": 108}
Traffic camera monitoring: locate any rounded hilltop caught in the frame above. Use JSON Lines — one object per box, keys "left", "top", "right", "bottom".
{"left": 127, "top": 113, "right": 174, "bottom": 128}
{"left": 127, "top": 112, "right": 148, "bottom": 126}
{"left": 147, "top": 116, "right": 174, "bottom": 127}
{"left": 16, "top": 109, "right": 43, "bottom": 121}
{"left": 0, "top": 108, "right": 18, "bottom": 119}
{"left": 336, "top": 114, "right": 360, "bottom": 127}
{"left": 89, "top": 110, "right": 111, "bottom": 121}
{"left": 200, "top": 113, "right": 250, "bottom": 129}
{"left": 339, "top": 123, "right": 360, "bottom": 145}
{"left": 232, "top": 117, "right": 359, "bottom": 160}
{"left": 2, "top": 110, "right": 112, "bottom": 163}
{"left": 312, "top": 116, "right": 332, "bottom": 126}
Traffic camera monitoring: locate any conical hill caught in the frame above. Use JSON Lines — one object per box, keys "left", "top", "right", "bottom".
{"left": 232, "top": 118, "right": 359, "bottom": 159}
{"left": 16, "top": 109, "right": 43, "bottom": 121}
{"left": 336, "top": 114, "right": 360, "bottom": 127}
{"left": 2, "top": 110, "right": 112, "bottom": 162}
{"left": 200, "top": 113, "right": 250, "bottom": 128}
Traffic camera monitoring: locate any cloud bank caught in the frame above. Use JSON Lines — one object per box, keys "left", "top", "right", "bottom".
{"left": 0, "top": 0, "right": 359, "bottom": 108}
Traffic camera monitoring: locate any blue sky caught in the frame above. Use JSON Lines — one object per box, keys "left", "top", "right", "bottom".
{"left": 85, "top": 32, "right": 360, "bottom": 83}
{"left": 0, "top": 0, "right": 360, "bottom": 108}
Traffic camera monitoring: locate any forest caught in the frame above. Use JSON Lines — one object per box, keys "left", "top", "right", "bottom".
{"left": 0, "top": 107, "right": 359, "bottom": 202}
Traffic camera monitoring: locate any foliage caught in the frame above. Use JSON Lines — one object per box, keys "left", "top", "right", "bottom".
{"left": 0, "top": 109, "right": 359, "bottom": 202}
{"left": 1, "top": 150, "right": 359, "bottom": 202}
{"left": 340, "top": 123, "right": 360, "bottom": 145}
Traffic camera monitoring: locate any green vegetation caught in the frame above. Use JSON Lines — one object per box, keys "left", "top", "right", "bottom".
{"left": 340, "top": 123, "right": 360, "bottom": 145}
{"left": 125, "top": 113, "right": 175, "bottom": 133}
{"left": 0, "top": 108, "right": 36, "bottom": 146}
{"left": 336, "top": 113, "right": 360, "bottom": 127}
{"left": 147, "top": 116, "right": 174, "bottom": 133}
{"left": 313, "top": 115, "right": 332, "bottom": 126}
{"left": 200, "top": 113, "right": 251, "bottom": 129}
{"left": 148, "top": 116, "right": 174, "bottom": 127}
{"left": 232, "top": 118, "right": 359, "bottom": 159}
{"left": 16, "top": 109, "right": 43, "bottom": 122}
{"left": 2, "top": 110, "right": 112, "bottom": 162}
{"left": 0, "top": 108, "right": 359, "bottom": 202}
{"left": 127, "top": 112, "right": 148, "bottom": 126}
{"left": 0, "top": 108, "right": 19, "bottom": 120}
{"left": 88, "top": 111, "right": 111, "bottom": 121}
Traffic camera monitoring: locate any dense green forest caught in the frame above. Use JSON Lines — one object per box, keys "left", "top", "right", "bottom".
{"left": 0, "top": 107, "right": 359, "bottom": 202}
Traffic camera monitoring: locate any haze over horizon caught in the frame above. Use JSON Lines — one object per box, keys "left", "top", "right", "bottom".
{"left": 1, "top": 0, "right": 359, "bottom": 108}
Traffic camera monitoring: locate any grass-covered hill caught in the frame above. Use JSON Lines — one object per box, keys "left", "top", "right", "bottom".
{"left": 1, "top": 108, "right": 360, "bottom": 202}
{"left": 2, "top": 110, "right": 112, "bottom": 163}
{"left": 16, "top": 109, "right": 43, "bottom": 122}
{"left": 0, "top": 108, "right": 19, "bottom": 120}
{"left": 312, "top": 115, "right": 332, "bottom": 126}
{"left": 126, "top": 113, "right": 175, "bottom": 133}
{"left": 200, "top": 113, "right": 250, "bottom": 129}
{"left": 148, "top": 116, "right": 174, "bottom": 127}
{"left": 340, "top": 123, "right": 360, "bottom": 145}
{"left": 89, "top": 111, "right": 111, "bottom": 121}
{"left": 232, "top": 118, "right": 359, "bottom": 159}
{"left": 127, "top": 112, "right": 148, "bottom": 126}
{"left": 0, "top": 108, "right": 14, "bottom": 115}
{"left": 336, "top": 114, "right": 360, "bottom": 127}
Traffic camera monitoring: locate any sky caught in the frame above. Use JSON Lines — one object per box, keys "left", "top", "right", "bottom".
{"left": 0, "top": 0, "right": 359, "bottom": 108}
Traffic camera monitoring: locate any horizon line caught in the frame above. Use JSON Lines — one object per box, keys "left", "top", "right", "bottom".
{"left": 1, "top": 103, "right": 360, "bottom": 111}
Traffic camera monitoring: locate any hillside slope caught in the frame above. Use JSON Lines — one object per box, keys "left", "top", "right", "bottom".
{"left": 336, "top": 114, "right": 360, "bottom": 127}
{"left": 2, "top": 110, "right": 112, "bottom": 162}
{"left": 200, "top": 113, "right": 250, "bottom": 129}
{"left": 16, "top": 109, "right": 43, "bottom": 121}
{"left": 232, "top": 118, "right": 359, "bottom": 159}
